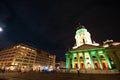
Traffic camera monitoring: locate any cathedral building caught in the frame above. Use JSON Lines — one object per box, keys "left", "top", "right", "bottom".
{"left": 65, "top": 25, "right": 113, "bottom": 71}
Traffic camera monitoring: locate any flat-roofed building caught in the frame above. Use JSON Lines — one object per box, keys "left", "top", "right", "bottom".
{"left": 0, "top": 43, "right": 56, "bottom": 72}
{"left": 34, "top": 50, "right": 56, "bottom": 71}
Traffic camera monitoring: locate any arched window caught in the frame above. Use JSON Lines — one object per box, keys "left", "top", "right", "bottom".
{"left": 100, "top": 55, "right": 104, "bottom": 58}
{"left": 92, "top": 56, "right": 96, "bottom": 58}
{"left": 74, "top": 57, "right": 77, "bottom": 59}
{"left": 80, "top": 56, "right": 83, "bottom": 59}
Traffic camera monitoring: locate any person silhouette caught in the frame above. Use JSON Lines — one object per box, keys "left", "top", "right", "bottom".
{"left": 77, "top": 68, "right": 80, "bottom": 75}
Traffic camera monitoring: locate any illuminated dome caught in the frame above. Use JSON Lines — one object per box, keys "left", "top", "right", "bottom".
{"left": 73, "top": 24, "right": 99, "bottom": 49}
{"left": 76, "top": 26, "right": 87, "bottom": 34}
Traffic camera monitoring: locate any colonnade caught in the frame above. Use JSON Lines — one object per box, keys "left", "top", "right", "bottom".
{"left": 66, "top": 49, "right": 112, "bottom": 70}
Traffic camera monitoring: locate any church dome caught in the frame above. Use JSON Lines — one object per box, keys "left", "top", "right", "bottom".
{"left": 76, "top": 26, "right": 87, "bottom": 34}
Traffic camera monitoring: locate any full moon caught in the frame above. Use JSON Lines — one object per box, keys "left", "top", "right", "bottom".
{"left": 0, "top": 27, "right": 3, "bottom": 32}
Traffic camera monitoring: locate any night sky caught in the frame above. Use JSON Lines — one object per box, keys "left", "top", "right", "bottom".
{"left": 0, "top": 0, "right": 120, "bottom": 60}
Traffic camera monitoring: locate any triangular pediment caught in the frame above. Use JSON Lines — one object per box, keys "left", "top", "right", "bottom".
{"left": 72, "top": 44, "right": 103, "bottom": 51}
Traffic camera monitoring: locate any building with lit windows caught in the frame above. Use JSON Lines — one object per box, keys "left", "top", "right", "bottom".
{"left": 34, "top": 50, "right": 56, "bottom": 71}
{"left": 0, "top": 43, "right": 56, "bottom": 71}
{"left": 66, "top": 25, "right": 114, "bottom": 72}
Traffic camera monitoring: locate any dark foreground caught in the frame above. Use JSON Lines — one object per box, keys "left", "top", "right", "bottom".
{"left": 0, "top": 72, "right": 120, "bottom": 80}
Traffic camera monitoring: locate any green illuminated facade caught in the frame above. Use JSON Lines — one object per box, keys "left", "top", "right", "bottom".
{"left": 66, "top": 45, "right": 112, "bottom": 70}
{"left": 66, "top": 25, "right": 112, "bottom": 71}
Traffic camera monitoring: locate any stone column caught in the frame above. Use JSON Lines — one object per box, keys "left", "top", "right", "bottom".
{"left": 104, "top": 49, "right": 112, "bottom": 69}
{"left": 66, "top": 54, "right": 69, "bottom": 68}
{"left": 83, "top": 52, "right": 87, "bottom": 70}
{"left": 77, "top": 53, "right": 80, "bottom": 69}
{"left": 72, "top": 53, "right": 74, "bottom": 68}
{"left": 96, "top": 50, "right": 103, "bottom": 70}
{"left": 89, "top": 52, "right": 94, "bottom": 70}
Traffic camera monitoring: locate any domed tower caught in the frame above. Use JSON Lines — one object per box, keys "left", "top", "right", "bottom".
{"left": 73, "top": 24, "right": 99, "bottom": 49}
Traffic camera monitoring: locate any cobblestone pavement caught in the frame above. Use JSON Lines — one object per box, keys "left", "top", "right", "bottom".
{"left": 0, "top": 72, "right": 120, "bottom": 80}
